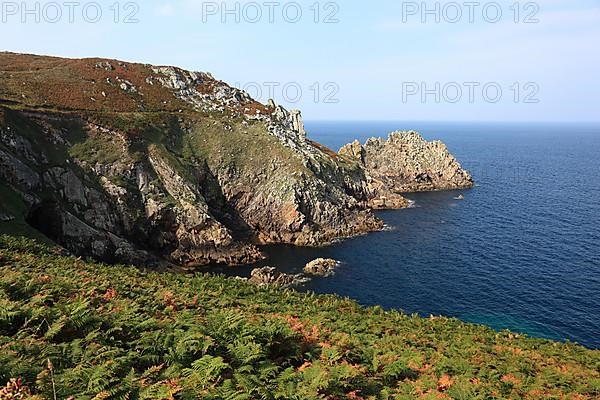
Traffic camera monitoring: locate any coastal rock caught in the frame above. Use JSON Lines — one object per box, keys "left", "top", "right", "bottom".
{"left": 0, "top": 148, "right": 40, "bottom": 191}
{"left": 0, "top": 53, "right": 472, "bottom": 267}
{"left": 146, "top": 146, "right": 263, "bottom": 266}
{"left": 0, "top": 128, "right": 43, "bottom": 164}
{"left": 43, "top": 167, "right": 88, "bottom": 207}
{"left": 290, "top": 109, "right": 307, "bottom": 137}
{"left": 340, "top": 131, "right": 474, "bottom": 209}
{"left": 340, "top": 140, "right": 366, "bottom": 163}
{"left": 304, "top": 258, "right": 340, "bottom": 277}
{"left": 248, "top": 267, "right": 309, "bottom": 287}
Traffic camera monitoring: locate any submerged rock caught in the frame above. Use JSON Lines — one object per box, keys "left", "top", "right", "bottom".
{"left": 304, "top": 258, "right": 340, "bottom": 277}
{"left": 248, "top": 267, "right": 309, "bottom": 287}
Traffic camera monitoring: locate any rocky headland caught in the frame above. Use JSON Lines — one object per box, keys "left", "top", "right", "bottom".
{"left": 339, "top": 132, "right": 474, "bottom": 209}
{"left": 0, "top": 53, "right": 473, "bottom": 267}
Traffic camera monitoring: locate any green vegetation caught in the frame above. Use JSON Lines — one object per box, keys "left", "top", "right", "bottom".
{"left": 69, "top": 130, "right": 125, "bottom": 166}
{"left": 1, "top": 236, "right": 598, "bottom": 399}
{"left": 185, "top": 118, "right": 306, "bottom": 178}
{"left": 0, "top": 186, "right": 51, "bottom": 242}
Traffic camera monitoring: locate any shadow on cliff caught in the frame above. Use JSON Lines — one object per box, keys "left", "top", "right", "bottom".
{"left": 197, "top": 160, "right": 259, "bottom": 244}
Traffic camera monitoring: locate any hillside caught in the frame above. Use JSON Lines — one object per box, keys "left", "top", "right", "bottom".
{"left": 1, "top": 236, "right": 598, "bottom": 399}
{"left": 0, "top": 52, "right": 382, "bottom": 267}
{"left": 0, "top": 52, "right": 472, "bottom": 267}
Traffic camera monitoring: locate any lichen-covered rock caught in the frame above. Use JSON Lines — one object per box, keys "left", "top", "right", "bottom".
{"left": 340, "top": 131, "right": 473, "bottom": 209}
{"left": 304, "top": 258, "right": 340, "bottom": 277}
{"left": 248, "top": 267, "right": 309, "bottom": 287}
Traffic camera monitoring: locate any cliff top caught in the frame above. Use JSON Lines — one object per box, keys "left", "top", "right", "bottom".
{"left": 0, "top": 52, "right": 268, "bottom": 117}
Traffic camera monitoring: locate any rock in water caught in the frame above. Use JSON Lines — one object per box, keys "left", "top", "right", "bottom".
{"left": 304, "top": 258, "right": 340, "bottom": 277}
{"left": 340, "top": 131, "right": 474, "bottom": 209}
{"left": 0, "top": 53, "right": 472, "bottom": 267}
{"left": 248, "top": 267, "right": 308, "bottom": 287}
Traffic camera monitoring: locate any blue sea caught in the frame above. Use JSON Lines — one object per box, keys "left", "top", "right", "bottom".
{"left": 216, "top": 121, "right": 600, "bottom": 349}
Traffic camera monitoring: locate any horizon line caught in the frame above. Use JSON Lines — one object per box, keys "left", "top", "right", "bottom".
{"left": 304, "top": 119, "right": 600, "bottom": 124}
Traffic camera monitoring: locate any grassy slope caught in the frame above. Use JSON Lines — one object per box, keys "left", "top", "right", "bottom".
{"left": 0, "top": 236, "right": 598, "bottom": 400}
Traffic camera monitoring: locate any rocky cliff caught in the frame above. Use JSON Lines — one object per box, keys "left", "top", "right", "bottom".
{"left": 339, "top": 131, "right": 474, "bottom": 209}
{"left": 0, "top": 53, "right": 472, "bottom": 267}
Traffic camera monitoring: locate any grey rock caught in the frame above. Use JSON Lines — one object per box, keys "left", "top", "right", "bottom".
{"left": 304, "top": 258, "right": 340, "bottom": 277}
{"left": 248, "top": 267, "right": 309, "bottom": 287}
{"left": 118, "top": 79, "right": 137, "bottom": 93}
{"left": 95, "top": 61, "right": 114, "bottom": 71}
{"left": 0, "top": 148, "right": 40, "bottom": 190}
{"left": 340, "top": 131, "right": 474, "bottom": 209}
{"left": 0, "top": 128, "right": 42, "bottom": 164}
{"left": 43, "top": 167, "right": 88, "bottom": 207}
{"left": 290, "top": 109, "right": 306, "bottom": 137}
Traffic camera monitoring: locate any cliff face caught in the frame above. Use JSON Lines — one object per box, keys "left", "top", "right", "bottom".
{"left": 0, "top": 53, "right": 471, "bottom": 267}
{"left": 0, "top": 53, "right": 381, "bottom": 266}
{"left": 339, "top": 131, "right": 474, "bottom": 209}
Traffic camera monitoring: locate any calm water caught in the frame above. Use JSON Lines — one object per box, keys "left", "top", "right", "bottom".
{"left": 214, "top": 121, "right": 600, "bottom": 349}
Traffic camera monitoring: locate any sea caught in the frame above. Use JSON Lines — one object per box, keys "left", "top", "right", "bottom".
{"left": 212, "top": 121, "right": 600, "bottom": 349}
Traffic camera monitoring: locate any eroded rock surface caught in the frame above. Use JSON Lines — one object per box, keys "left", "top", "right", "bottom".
{"left": 340, "top": 131, "right": 474, "bottom": 209}
{"left": 304, "top": 258, "right": 340, "bottom": 277}
{"left": 248, "top": 267, "right": 309, "bottom": 287}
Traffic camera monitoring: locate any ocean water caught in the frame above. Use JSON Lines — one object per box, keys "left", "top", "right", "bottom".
{"left": 215, "top": 121, "right": 600, "bottom": 349}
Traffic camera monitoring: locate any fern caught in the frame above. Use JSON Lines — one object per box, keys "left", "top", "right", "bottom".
{"left": 0, "top": 235, "right": 598, "bottom": 400}
{"left": 184, "top": 355, "right": 229, "bottom": 383}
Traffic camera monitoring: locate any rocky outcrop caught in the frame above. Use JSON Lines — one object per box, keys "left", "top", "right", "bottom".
{"left": 247, "top": 267, "right": 309, "bottom": 287}
{"left": 304, "top": 258, "right": 340, "bottom": 277}
{"left": 0, "top": 53, "right": 472, "bottom": 268}
{"left": 289, "top": 109, "right": 307, "bottom": 137}
{"left": 0, "top": 53, "right": 382, "bottom": 266}
{"left": 340, "top": 131, "right": 474, "bottom": 209}
{"left": 0, "top": 148, "right": 41, "bottom": 191}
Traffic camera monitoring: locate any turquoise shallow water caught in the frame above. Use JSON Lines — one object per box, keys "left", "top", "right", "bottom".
{"left": 213, "top": 121, "right": 600, "bottom": 349}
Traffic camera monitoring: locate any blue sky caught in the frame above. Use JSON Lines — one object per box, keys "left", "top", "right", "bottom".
{"left": 1, "top": 0, "right": 599, "bottom": 121}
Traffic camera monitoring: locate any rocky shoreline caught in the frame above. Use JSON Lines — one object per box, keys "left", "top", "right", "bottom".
{"left": 243, "top": 258, "right": 342, "bottom": 288}
{"left": 0, "top": 52, "right": 473, "bottom": 267}
{"left": 339, "top": 131, "right": 474, "bottom": 209}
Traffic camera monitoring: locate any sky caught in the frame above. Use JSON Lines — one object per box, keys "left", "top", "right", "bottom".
{"left": 1, "top": 0, "right": 599, "bottom": 122}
